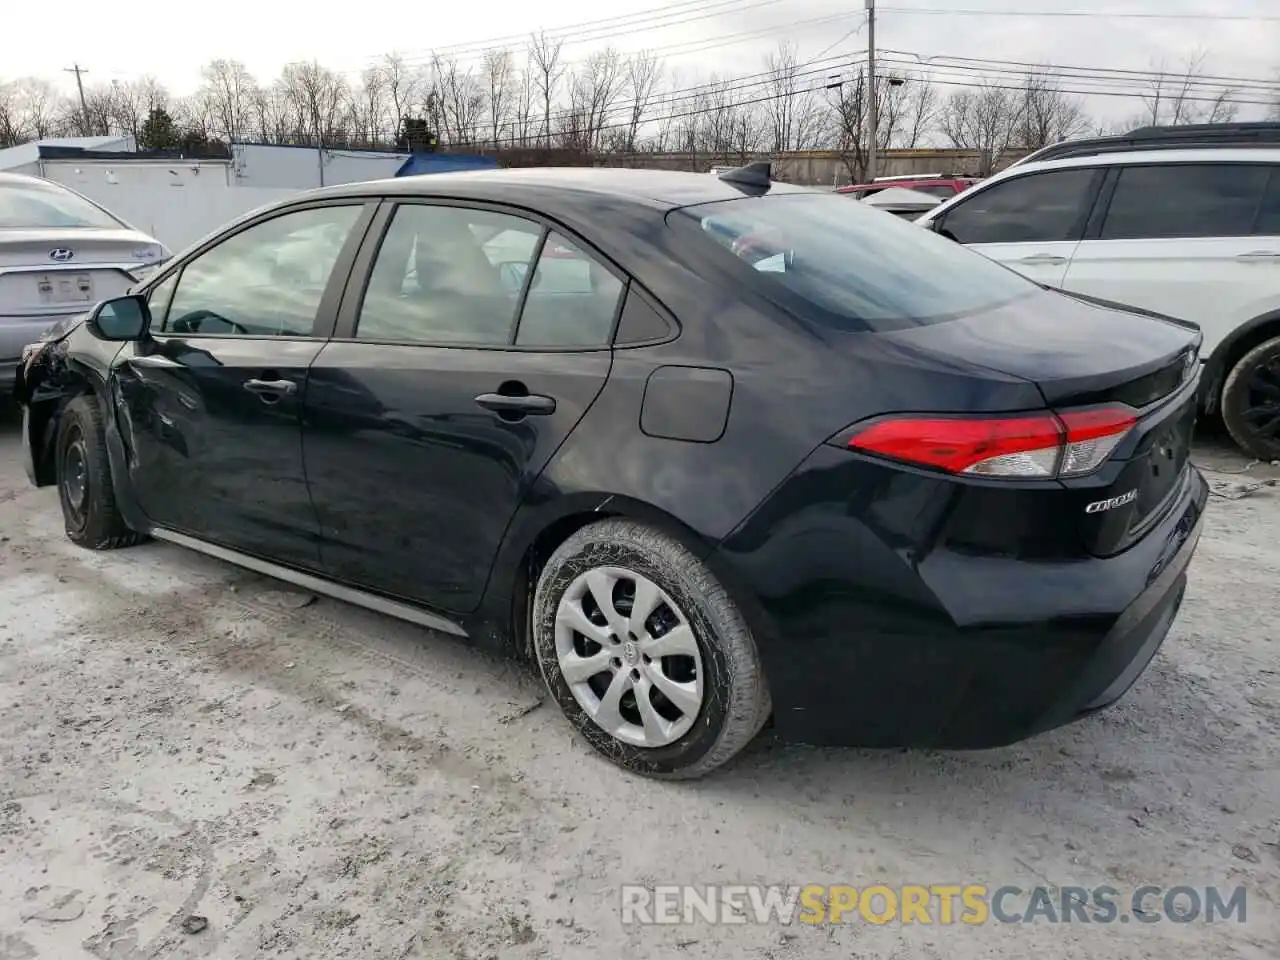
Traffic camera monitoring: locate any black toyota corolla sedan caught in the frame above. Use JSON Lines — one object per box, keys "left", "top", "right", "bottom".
{"left": 14, "top": 163, "right": 1208, "bottom": 778}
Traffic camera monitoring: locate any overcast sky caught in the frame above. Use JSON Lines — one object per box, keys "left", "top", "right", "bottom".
{"left": 4, "top": 0, "right": 1278, "bottom": 124}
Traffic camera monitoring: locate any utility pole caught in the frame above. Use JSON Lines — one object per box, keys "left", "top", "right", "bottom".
{"left": 865, "top": 0, "right": 877, "bottom": 182}
{"left": 64, "top": 64, "right": 90, "bottom": 135}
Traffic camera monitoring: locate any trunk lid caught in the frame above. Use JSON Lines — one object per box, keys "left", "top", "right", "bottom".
{"left": 877, "top": 287, "right": 1202, "bottom": 557}
{"left": 878, "top": 287, "right": 1201, "bottom": 408}
{"left": 0, "top": 228, "right": 166, "bottom": 317}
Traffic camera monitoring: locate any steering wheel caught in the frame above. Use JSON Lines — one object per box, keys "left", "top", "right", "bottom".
{"left": 168, "top": 309, "right": 251, "bottom": 335}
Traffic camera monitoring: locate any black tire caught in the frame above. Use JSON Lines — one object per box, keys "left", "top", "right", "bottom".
{"left": 532, "top": 518, "right": 771, "bottom": 779}
{"left": 1221, "top": 335, "right": 1280, "bottom": 462}
{"left": 55, "top": 395, "right": 147, "bottom": 550}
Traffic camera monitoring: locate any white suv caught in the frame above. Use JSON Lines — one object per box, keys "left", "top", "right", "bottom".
{"left": 916, "top": 138, "right": 1280, "bottom": 460}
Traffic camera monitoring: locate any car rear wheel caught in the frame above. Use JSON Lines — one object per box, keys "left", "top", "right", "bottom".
{"left": 1221, "top": 335, "right": 1280, "bottom": 462}
{"left": 56, "top": 395, "right": 146, "bottom": 550}
{"left": 532, "top": 518, "right": 771, "bottom": 779}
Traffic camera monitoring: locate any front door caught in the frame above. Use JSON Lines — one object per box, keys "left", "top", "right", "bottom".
{"left": 303, "top": 201, "right": 625, "bottom": 613}
{"left": 114, "top": 202, "right": 372, "bottom": 567}
{"left": 932, "top": 166, "right": 1104, "bottom": 287}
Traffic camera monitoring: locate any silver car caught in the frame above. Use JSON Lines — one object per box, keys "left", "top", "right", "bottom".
{"left": 1, "top": 172, "right": 169, "bottom": 392}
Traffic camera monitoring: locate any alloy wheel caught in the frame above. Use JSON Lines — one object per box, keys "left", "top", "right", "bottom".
{"left": 554, "top": 566, "right": 704, "bottom": 748}
{"left": 1242, "top": 356, "right": 1280, "bottom": 442}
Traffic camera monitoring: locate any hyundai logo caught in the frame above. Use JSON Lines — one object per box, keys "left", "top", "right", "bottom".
{"left": 49, "top": 248, "right": 74, "bottom": 262}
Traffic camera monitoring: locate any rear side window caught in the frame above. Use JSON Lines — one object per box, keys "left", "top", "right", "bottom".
{"left": 0, "top": 177, "right": 124, "bottom": 230}
{"left": 1099, "top": 164, "right": 1271, "bottom": 240}
{"left": 938, "top": 169, "right": 1097, "bottom": 244}
{"left": 1256, "top": 169, "right": 1280, "bottom": 235}
{"left": 515, "top": 232, "right": 624, "bottom": 347}
{"left": 673, "top": 192, "right": 1039, "bottom": 333}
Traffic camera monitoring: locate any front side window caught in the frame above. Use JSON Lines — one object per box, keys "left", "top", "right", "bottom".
{"left": 163, "top": 205, "right": 361, "bottom": 336}
{"left": 516, "top": 232, "right": 624, "bottom": 347}
{"left": 939, "top": 169, "right": 1098, "bottom": 245}
{"left": 0, "top": 178, "right": 125, "bottom": 229}
{"left": 357, "top": 205, "right": 541, "bottom": 345}
{"left": 1100, "top": 163, "right": 1271, "bottom": 240}
{"left": 673, "top": 191, "right": 1040, "bottom": 333}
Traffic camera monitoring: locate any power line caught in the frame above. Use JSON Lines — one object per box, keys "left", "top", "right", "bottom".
{"left": 880, "top": 5, "right": 1280, "bottom": 21}
{"left": 880, "top": 49, "right": 1280, "bottom": 92}
{"left": 876, "top": 57, "right": 1280, "bottom": 98}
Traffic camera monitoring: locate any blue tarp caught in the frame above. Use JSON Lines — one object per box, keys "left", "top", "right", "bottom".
{"left": 394, "top": 153, "right": 498, "bottom": 177}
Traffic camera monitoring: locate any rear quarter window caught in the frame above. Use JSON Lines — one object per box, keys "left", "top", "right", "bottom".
{"left": 670, "top": 192, "right": 1039, "bottom": 333}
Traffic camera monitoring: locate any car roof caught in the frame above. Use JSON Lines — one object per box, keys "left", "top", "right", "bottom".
{"left": 304, "top": 166, "right": 819, "bottom": 213}
{"left": 995, "top": 146, "right": 1280, "bottom": 179}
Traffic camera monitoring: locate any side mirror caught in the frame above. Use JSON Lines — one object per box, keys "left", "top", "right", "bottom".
{"left": 86, "top": 294, "right": 151, "bottom": 342}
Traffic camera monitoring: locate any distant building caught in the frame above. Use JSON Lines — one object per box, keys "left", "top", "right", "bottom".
{"left": 0, "top": 135, "right": 137, "bottom": 175}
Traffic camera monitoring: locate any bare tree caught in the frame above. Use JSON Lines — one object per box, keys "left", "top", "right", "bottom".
{"left": 200, "top": 59, "right": 257, "bottom": 143}
{"left": 939, "top": 80, "right": 1025, "bottom": 175}
{"left": 0, "top": 82, "right": 23, "bottom": 145}
{"left": 278, "top": 61, "right": 350, "bottom": 146}
{"left": 528, "top": 31, "right": 566, "bottom": 147}
{"left": 351, "top": 65, "right": 388, "bottom": 146}
{"left": 1017, "top": 69, "right": 1089, "bottom": 149}
{"left": 432, "top": 55, "right": 485, "bottom": 145}
{"left": 113, "top": 77, "right": 168, "bottom": 143}
{"left": 624, "top": 51, "right": 662, "bottom": 151}
{"left": 483, "top": 49, "right": 514, "bottom": 147}
{"left": 763, "top": 41, "right": 823, "bottom": 152}
{"left": 512, "top": 58, "right": 537, "bottom": 148}
{"left": 13, "top": 78, "right": 66, "bottom": 139}
{"left": 896, "top": 76, "right": 938, "bottom": 149}
{"left": 563, "top": 48, "right": 627, "bottom": 152}
{"left": 381, "top": 54, "right": 422, "bottom": 144}
{"left": 1141, "top": 49, "right": 1239, "bottom": 126}
{"left": 249, "top": 83, "right": 295, "bottom": 144}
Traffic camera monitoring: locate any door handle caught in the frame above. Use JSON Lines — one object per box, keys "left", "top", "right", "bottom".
{"left": 1236, "top": 250, "right": 1280, "bottom": 262}
{"left": 474, "top": 392, "right": 556, "bottom": 416}
{"left": 243, "top": 378, "right": 297, "bottom": 396}
{"left": 1018, "top": 254, "right": 1068, "bottom": 265}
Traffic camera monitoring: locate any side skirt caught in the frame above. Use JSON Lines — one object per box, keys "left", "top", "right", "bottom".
{"left": 147, "top": 527, "right": 469, "bottom": 639}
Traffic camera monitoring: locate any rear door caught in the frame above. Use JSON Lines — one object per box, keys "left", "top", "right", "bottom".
{"left": 1061, "top": 162, "right": 1280, "bottom": 356}
{"left": 302, "top": 200, "right": 624, "bottom": 614}
{"left": 115, "top": 200, "right": 374, "bottom": 567}
{"left": 929, "top": 167, "right": 1104, "bottom": 285}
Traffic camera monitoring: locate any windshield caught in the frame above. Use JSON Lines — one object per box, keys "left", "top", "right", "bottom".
{"left": 0, "top": 178, "right": 125, "bottom": 229}
{"left": 672, "top": 192, "right": 1039, "bottom": 332}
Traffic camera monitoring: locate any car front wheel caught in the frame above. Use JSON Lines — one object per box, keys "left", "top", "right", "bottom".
{"left": 55, "top": 395, "right": 146, "bottom": 550}
{"left": 532, "top": 518, "right": 771, "bottom": 779}
{"left": 1221, "top": 335, "right": 1280, "bottom": 462}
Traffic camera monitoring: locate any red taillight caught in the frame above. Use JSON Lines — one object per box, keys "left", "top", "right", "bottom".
{"left": 846, "top": 406, "right": 1137, "bottom": 479}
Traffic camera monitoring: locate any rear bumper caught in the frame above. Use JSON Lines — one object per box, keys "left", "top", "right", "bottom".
{"left": 712, "top": 452, "right": 1209, "bottom": 749}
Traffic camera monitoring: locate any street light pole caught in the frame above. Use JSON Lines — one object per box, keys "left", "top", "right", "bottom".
{"left": 866, "top": 0, "right": 877, "bottom": 181}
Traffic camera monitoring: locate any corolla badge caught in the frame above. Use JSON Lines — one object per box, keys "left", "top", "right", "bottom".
{"left": 1085, "top": 489, "right": 1138, "bottom": 514}
{"left": 49, "top": 248, "right": 74, "bottom": 262}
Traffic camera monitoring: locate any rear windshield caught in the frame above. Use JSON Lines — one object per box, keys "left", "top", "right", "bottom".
{"left": 0, "top": 178, "right": 124, "bottom": 229}
{"left": 672, "top": 192, "right": 1039, "bottom": 332}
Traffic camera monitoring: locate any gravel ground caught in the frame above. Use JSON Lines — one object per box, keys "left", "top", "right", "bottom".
{"left": 0, "top": 407, "right": 1277, "bottom": 960}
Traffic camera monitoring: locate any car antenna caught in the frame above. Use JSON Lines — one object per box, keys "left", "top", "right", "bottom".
{"left": 717, "top": 160, "right": 773, "bottom": 190}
